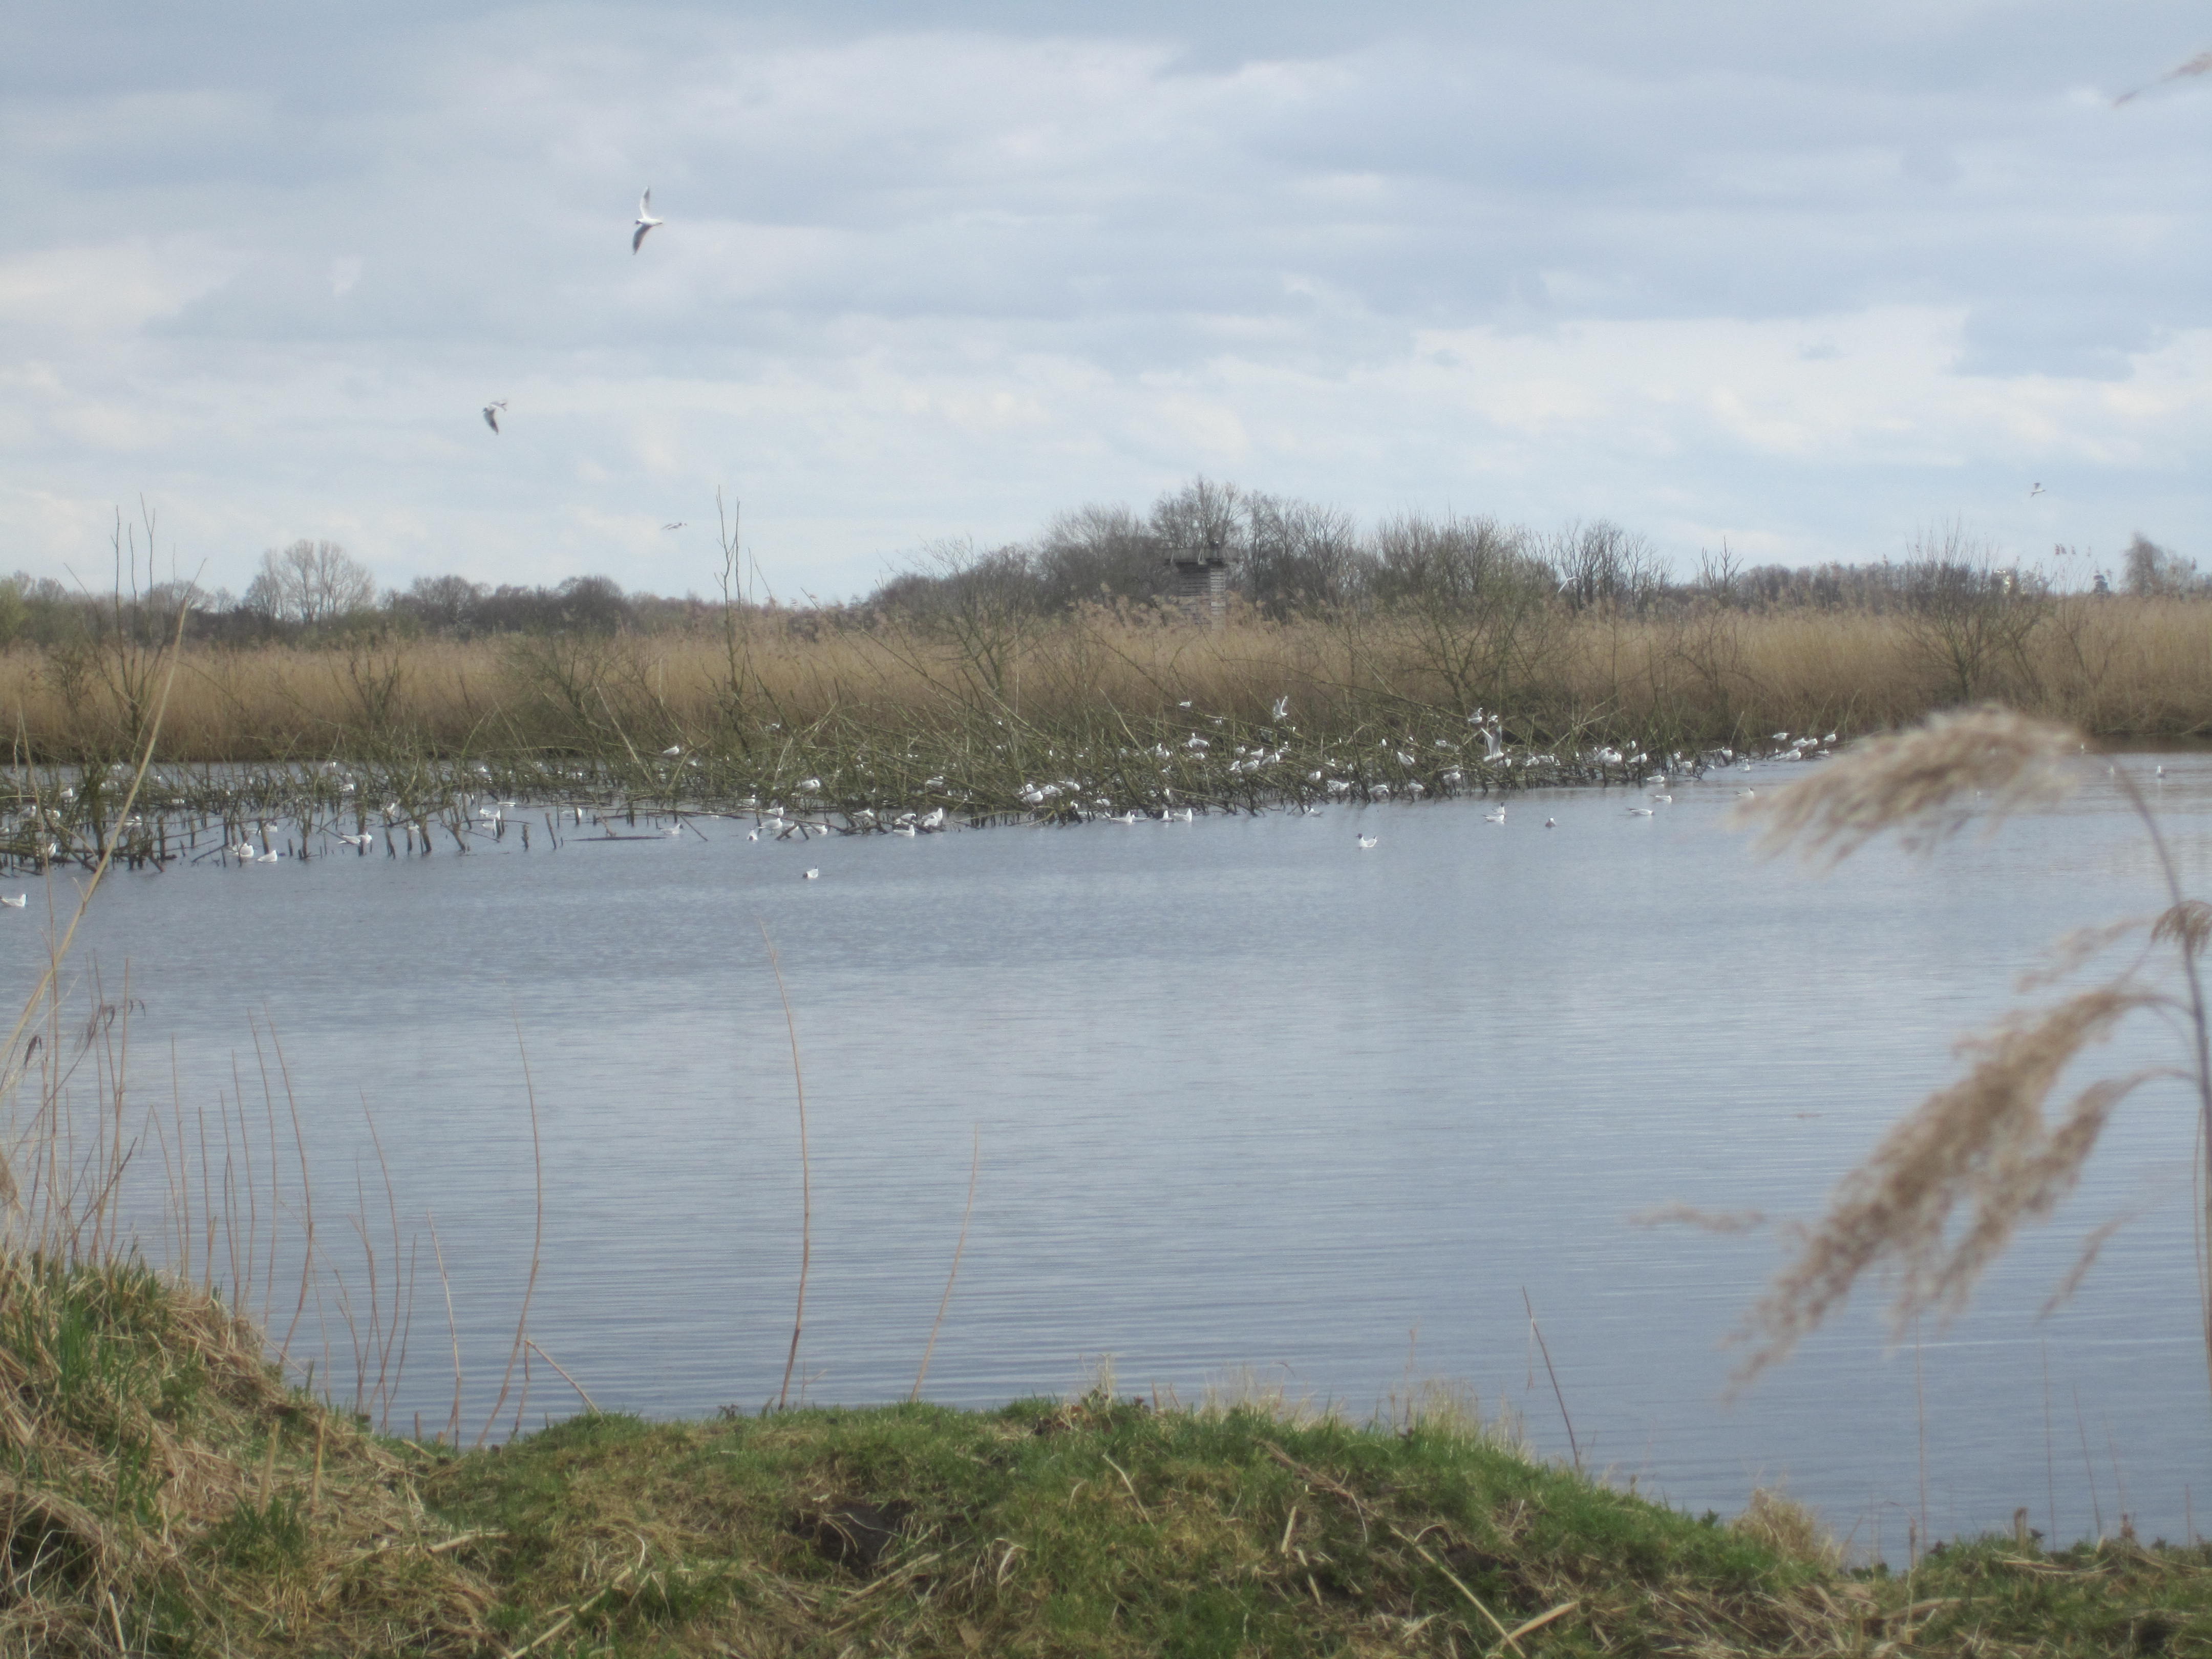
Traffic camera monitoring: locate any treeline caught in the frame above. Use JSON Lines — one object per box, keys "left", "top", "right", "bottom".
{"left": 864, "top": 478, "right": 2194, "bottom": 623}
{"left": 0, "top": 546, "right": 714, "bottom": 651}
{"left": 2, "top": 479, "right": 2196, "bottom": 653}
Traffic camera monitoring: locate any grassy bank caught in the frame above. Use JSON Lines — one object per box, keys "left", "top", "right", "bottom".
{"left": 6, "top": 1258, "right": 2208, "bottom": 1657}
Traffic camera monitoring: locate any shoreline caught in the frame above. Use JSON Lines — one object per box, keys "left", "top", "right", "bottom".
{"left": 6, "top": 1257, "right": 2205, "bottom": 1656}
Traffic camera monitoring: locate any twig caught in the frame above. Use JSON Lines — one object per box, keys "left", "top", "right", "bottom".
{"left": 1100, "top": 1454, "right": 1151, "bottom": 1521}
{"left": 763, "top": 922, "right": 812, "bottom": 1411}
{"left": 1393, "top": 1527, "right": 1523, "bottom": 1655}
{"left": 428, "top": 1214, "right": 463, "bottom": 1445}
{"left": 526, "top": 1338, "right": 600, "bottom": 1416}
{"left": 912, "top": 1125, "right": 980, "bottom": 1401}
{"left": 478, "top": 1015, "right": 546, "bottom": 1447}
{"left": 1521, "top": 1289, "right": 1580, "bottom": 1469}
{"left": 1499, "top": 1602, "right": 1579, "bottom": 1646}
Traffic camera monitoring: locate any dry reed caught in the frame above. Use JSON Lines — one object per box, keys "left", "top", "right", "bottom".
{"left": 3, "top": 595, "right": 2210, "bottom": 765}
{"left": 1727, "top": 707, "right": 2212, "bottom": 1405}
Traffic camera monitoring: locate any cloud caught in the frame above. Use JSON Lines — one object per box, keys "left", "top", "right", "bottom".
{"left": 0, "top": 2, "right": 2205, "bottom": 595}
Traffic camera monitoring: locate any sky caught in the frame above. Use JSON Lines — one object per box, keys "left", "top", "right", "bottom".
{"left": 3, "top": 3, "right": 2206, "bottom": 603}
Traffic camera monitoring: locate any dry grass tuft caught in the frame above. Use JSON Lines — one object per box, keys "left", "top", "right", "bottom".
{"left": 1729, "top": 1486, "right": 1842, "bottom": 1571}
{"left": 0, "top": 1258, "right": 496, "bottom": 1656}
{"left": 1734, "top": 705, "right": 2082, "bottom": 864}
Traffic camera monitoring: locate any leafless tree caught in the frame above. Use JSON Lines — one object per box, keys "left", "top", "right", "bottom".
{"left": 1245, "top": 494, "right": 1362, "bottom": 616}
{"left": 1896, "top": 524, "right": 2049, "bottom": 704}
{"left": 1368, "top": 514, "right": 1556, "bottom": 711}
{"left": 245, "top": 540, "right": 376, "bottom": 626}
{"left": 2122, "top": 533, "right": 2200, "bottom": 598}
{"left": 1546, "top": 520, "right": 1665, "bottom": 613}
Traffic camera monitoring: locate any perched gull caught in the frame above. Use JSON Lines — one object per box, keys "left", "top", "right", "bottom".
{"left": 662, "top": 745, "right": 682, "bottom": 757}
{"left": 482, "top": 400, "right": 507, "bottom": 434}
{"left": 633, "top": 188, "right": 664, "bottom": 252}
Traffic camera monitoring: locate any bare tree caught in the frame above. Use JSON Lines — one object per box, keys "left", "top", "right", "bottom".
{"left": 1896, "top": 524, "right": 2049, "bottom": 704}
{"left": 245, "top": 540, "right": 376, "bottom": 626}
{"left": 1149, "top": 478, "right": 1246, "bottom": 567}
{"left": 1546, "top": 520, "right": 1665, "bottom": 613}
{"left": 2122, "top": 533, "right": 2200, "bottom": 598}
{"left": 1368, "top": 514, "right": 1555, "bottom": 712}
{"left": 1032, "top": 504, "right": 1162, "bottom": 608}
{"left": 1245, "top": 494, "right": 1362, "bottom": 616}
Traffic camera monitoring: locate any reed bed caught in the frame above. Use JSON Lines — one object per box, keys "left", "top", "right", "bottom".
{"left": 9, "top": 597, "right": 2212, "bottom": 762}
{"left": 2, "top": 595, "right": 2205, "bottom": 874}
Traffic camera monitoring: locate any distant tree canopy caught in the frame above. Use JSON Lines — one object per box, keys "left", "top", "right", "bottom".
{"left": 858, "top": 479, "right": 2053, "bottom": 624}
{"left": 0, "top": 485, "right": 2188, "bottom": 652}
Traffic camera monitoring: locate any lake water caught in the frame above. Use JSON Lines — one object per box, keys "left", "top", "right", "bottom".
{"left": 14, "top": 750, "right": 2212, "bottom": 1558}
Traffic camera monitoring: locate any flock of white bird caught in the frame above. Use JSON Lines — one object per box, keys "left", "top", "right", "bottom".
{"left": 1342, "top": 727, "right": 1848, "bottom": 850}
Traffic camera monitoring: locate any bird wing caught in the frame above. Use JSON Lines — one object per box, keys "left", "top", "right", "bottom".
{"left": 632, "top": 221, "right": 653, "bottom": 252}
{"left": 639, "top": 187, "right": 652, "bottom": 217}
{"left": 483, "top": 407, "right": 499, "bottom": 432}
{"left": 2117, "top": 50, "right": 2212, "bottom": 102}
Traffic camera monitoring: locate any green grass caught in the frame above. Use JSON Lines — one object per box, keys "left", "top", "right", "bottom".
{"left": 8, "top": 1261, "right": 2212, "bottom": 1654}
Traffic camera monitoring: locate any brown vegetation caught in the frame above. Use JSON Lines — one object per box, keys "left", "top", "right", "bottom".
{"left": 1731, "top": 708, "right": 2212, "bottom": 1400}
{"left": 5, "top": 594, "right": 2210, "bottom": 765}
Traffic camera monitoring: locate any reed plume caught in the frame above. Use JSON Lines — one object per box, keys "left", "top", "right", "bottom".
{"left": 1729, "top": 707, "right": 2212, "bottom": 1399}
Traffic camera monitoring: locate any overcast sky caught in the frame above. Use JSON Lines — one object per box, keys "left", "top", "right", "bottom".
{"left": 4, "top": 3, "right": 2205, "bottom": 602}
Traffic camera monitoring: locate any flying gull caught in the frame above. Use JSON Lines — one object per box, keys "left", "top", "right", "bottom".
{"left": 2116, "top": 50, "right": 2211, "bottom": 104}
{"left": 633, "top": 188, "right": 664, "bottom": 252}
{"left": 483, "top": 400, "right": 507, "bottom": 434}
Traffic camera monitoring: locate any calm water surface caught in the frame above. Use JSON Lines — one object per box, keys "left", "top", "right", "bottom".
{"left": 19, "top": 753, "right": 2212, "bottom": 1556}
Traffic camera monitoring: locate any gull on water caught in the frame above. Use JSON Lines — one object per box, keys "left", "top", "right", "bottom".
{"left": 0, "top": 894, "right": 25, "bottom": 909}
{"left": 1543, "top": 818, "right": 1557, "bottom": 828}
{"left": 633, "top": 189, "right": 664, "bottom": 251}
{"left": 1356, "top": 835, "right": 1378, "bottom": 849}
{"left": 482, "top": 400, "right": 506, "bottom": 434}
{"left": 1627, "top": 806, "right": 1654, "bottom": 817}
{"left": 803, "top": 868, "right": 820, "bottom": 881}
{"left": 1483, "top": 806, "right": 1506, "bottom": 824}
